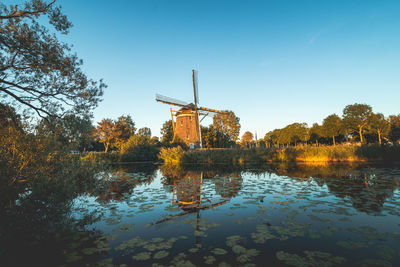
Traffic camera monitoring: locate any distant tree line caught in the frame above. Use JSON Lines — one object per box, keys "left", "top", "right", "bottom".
{"left": 264, "top": 103, "right": 400, "bottom": 147}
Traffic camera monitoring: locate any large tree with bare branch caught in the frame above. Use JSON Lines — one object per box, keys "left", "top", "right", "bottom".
{"left": 0, "top": 0, "right": 105, "bottom": 118}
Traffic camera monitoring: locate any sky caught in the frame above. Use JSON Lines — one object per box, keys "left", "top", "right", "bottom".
{"left": 27, "top": 0, "right": 400, "bottom": 137}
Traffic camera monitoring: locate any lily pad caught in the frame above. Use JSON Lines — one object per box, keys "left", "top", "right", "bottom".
{"left": 212, "top": 248, "right": 228, "bottom": 255}
{"left": 204, "top": 256, "right": 216, "bottom": 264}
{"left": 132, "top": 252, "right": 151, "bottom": 261}
{"left": 153, "top": 250, "right": 169, "bottom": 260}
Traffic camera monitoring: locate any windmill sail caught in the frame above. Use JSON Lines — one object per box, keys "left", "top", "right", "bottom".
{"left": 156, "top": 94, "right": 188, "bottom": 107}
{"left": 199, "top": 106, "right": 226, "bottom": 114}
{"left": 192, "top": 70, "right": 199, "bottom": 105}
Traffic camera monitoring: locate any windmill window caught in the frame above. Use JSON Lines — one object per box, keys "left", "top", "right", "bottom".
{"left": 180, "top": 121, "right": 183, "bottom": 127}
{"left": 187, "top": 134, "right": 189, "bottom": 139}
{"left": 189, "top": 117, "right": 192, "bottom": 121}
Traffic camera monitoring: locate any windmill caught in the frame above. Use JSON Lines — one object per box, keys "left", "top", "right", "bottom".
{"left": 156, "top": 70, "right": 226, "bottom": 148}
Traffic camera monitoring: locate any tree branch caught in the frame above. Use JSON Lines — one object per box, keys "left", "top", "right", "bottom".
{"left": 0, "top": 1, "right": 56, "bottom": 20}
{"left": 0, "top": 86, "right": 51, "bottom": 118}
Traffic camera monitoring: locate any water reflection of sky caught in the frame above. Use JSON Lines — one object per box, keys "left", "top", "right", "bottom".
{"left": 71, "top": 165, "right": 400, "bottom": 266}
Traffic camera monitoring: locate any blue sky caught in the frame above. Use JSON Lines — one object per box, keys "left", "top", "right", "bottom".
{"left": 45, "top": 0, "right": 400, "bottom": 137}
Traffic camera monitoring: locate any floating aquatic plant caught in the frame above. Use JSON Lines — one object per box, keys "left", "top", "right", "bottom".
{"left": 204, "top": 255, "right": 216, "bottom": 264}
{"left": 132, "top": 252, "right": 151, "bottom": 261}
{"left": 212, "top": 248, "right": 228, "bottom": 255}
{"left": 276, "top": 250, "right": 346, "bottom": 266}
{"left": 153, "top": 250, "right": 169, "bottom": 259}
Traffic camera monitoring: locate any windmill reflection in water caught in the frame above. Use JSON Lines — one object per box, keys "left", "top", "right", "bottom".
{"left": 154, "top": 170, "right": 243, "bottom": 245}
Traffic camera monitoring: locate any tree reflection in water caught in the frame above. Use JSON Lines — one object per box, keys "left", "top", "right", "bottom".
{"left": 0, "top": 166, "right": 105, "bottom": 266}
{"left": 1, "top": 162, "right": 399, "bottom": 266}
{"left": 262, "top": 163, "right": 400, "bottom": 214}
{"left": 93, "top": 163, "right": 158, "bottom": 203}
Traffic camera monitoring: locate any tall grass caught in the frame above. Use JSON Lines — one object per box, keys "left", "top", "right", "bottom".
{"left": 158, "top": 145, "right": 400, "bottom": 164}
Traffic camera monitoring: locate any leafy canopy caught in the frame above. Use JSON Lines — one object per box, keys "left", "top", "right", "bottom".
{"left": 0, "top": 0, "right": 105, "bottom": 118}
{"left": 213, "top": 110, "right": 241, "bottom": 142}
{"left": 322, "top": 114, "right": 343, "bottom": 138}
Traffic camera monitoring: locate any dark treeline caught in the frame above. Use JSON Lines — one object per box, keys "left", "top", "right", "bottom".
{"left": 264, "top": 103, "right": 400, "bottom": 148}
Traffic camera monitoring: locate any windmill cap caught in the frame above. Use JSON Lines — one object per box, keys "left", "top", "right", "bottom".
{"left": 179, "top": 103, "right": 196, "bottom": 111}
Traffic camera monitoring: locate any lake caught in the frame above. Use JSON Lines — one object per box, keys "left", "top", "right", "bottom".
{"left": 2, "top": 163, "right": 400, "bottom": 266}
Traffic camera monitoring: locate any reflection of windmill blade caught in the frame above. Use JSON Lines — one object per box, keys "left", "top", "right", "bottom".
{"left": 150, "top": 200, "right": 229, "bottom": 226}
{"left": 156, "top": 94, "right": 187, "bottom": 107}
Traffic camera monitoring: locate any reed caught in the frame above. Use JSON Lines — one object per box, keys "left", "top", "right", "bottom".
{"left": 158, "top": 145, "right": 400, "bottom": 164}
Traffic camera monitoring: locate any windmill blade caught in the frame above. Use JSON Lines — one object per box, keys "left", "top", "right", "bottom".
{"left": 192, "top": 70, "right": 199, "bottom": 105}
{"left": 199, "top": 106, "right": 226, "bottom": 114}
{"left": 156, "top": 94, "right": 187, "bottom": 107}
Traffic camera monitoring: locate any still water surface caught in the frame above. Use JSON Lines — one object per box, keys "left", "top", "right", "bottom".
{"left": 4, "top": 163, "right": 400, "bottom": 266}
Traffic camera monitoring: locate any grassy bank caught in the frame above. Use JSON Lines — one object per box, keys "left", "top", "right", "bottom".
{"left": 159, "top": 145, "right": 400, "bottom": 164}
{"left": 75, "top": 147, "right": 160, "bottom": 165}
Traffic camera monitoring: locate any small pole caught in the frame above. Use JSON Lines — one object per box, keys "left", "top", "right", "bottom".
{"left": 170, "top": 108, "right": 176, "bottom": 142}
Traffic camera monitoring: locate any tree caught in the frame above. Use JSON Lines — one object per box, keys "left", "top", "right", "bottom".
{"left": 138, "top": 127, "right": 151, "bottom": 138}
{"left": 213, "top": 111, "right": 241, "bottom": 143}
{"left": 322, "top": 114, "right": 343, "bottom": 146}
{"left": 241, "top": 131, "right": 254, "bottom": 148}
{"left": 369, "top": 113, "right": 389, "bottom": 145}
{"left": 388, "top": 115, "right": 400, "bottom": 144}
{"left": 36, "top": 114, "right": 94, "bottom": 151}
{"left": 265, "top": 129, "right": 282, "bottom": 148}
{"left": 114, "top": 115, "right": 135, "bottom": 148}
{"left": 202, "top": 125, "right": 231, "bottom": 148}
{"left": 287, "top": 123, "right": 309, "bottom": 145}
{"left": 342, "top": 104, "right": 372, "bottom": 143}
{"left": 160, "top": 120, "right": 174, "bottom": 146}
{"left": 0, "top": 1, "right": 105, "bottom": 118}
{"left": 119, "top": 134, "right": 159, "bottom": 162}
{"left": 309, "top": 123, "right": 322, "bottom": 145}
{"left": 94, "top": 119, "right": 116, "bottom": 152}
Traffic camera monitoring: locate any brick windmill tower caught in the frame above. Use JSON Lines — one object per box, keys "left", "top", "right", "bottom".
{"left": 156, "top": 70, "right": 226, "bottom": 148}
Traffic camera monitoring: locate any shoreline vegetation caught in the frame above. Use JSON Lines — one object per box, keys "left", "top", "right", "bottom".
{"left": 78, "top": 144, "right": 400, "bottom": 165}
{"left": 160, "top": 145, "right": 400, "bottom": 164}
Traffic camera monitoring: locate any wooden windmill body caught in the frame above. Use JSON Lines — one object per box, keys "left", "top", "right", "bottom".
{"left": 156, "top": 70, "right": 226, "bottom": 148}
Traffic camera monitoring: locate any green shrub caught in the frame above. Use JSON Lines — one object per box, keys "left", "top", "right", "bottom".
{"left": 158, "top": 146, "right": 185, "bottom": 164}
{"left": 119, "top": 135, "right": 159, "bottom": 162}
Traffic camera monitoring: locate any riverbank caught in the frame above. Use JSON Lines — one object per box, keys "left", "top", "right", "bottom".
{"left": 159, "top": 145, "right": 400, "bottom": 164}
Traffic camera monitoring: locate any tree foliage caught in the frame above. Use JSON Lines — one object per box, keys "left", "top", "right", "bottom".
{"left": 322, "top": 114, "right": 343, "bottom": 145}
{"left": 0, "top": 0, "right": 105, "bottom": 118}
{"left": 388, "top": 115, "right": 400, "bottom": 144}
{"left": 160, "top": 120, "right": 174, "bottom": 145}
{"left": 138, "top": 127, "right": 151, "bottom": 138}
{"left": 36, "top": 114, "right": 95, "bottom": 151}
{"left": 213, "top": 110, "right": 241, "bottom": 143}
{"left": 263, "top": 103, "right": 400, "bottom": 147}
{"left": 368, "top": 113, "right": 389, "bottom": 145}
{"left": 119, "top": 134, "right": 159, "bottom": 162}
{"left": 93, "top": 116, "right": 135, "bottom": 152}
{"left": 241, "top": 131, "right": 254, "bottom": 148}
{"left": 309, "top": 123, "right": 323, "bottom": 145}
{"left": 201, "top": 125, "right": 231, "bottom": 148}
{"left": 342, "top": 104, "right": 372, "bottom": 143}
